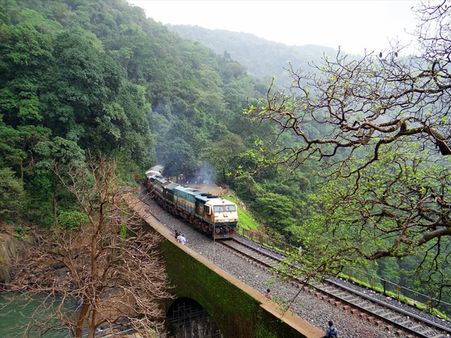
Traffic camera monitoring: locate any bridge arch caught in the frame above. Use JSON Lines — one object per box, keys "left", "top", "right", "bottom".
{"left": 166, "top": 297, "right": 223, "bottom": 337}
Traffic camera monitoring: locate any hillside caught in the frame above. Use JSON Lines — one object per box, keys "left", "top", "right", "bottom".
{"left": 0, "top": 0, "right": 277, "bottom": 227}
{"left": 169, "top": 25, "right": 337, "bottom": 87}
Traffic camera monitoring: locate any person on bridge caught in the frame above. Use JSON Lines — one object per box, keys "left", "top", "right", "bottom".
{"left": 175, "top": 229, "right": 180, "bottom": 239}
{"left": 264, "top": 289, "right": 272, "bottom": 299}
{"left": 177, "top": 233, "right": 186, "bottom": 245}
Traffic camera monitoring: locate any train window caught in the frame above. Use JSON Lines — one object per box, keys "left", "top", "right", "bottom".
{"left": 213, "top": 205, "right": 236, "bottom": 212}
{"left": 225, "top": 205, "right": 236, "bottom": 212}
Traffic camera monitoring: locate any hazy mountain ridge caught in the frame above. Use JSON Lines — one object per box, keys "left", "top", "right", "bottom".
{"left": 169, "top": 25, "right": 338, "bottom": 87}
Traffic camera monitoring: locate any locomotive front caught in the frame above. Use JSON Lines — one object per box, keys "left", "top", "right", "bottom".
{"left": 204, "top": 198, "right": 238, "bottom": 238}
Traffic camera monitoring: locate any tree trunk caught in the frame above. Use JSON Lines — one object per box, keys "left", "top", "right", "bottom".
{"left": 53, "top": 192, "right": 58, "bottom": 226}
{"left": 19, "top": 161, "right": 24, "bottom": 182}
{"left": 88, "top": 309, "right": 97, "bottom": 338}
{"left": 74, "top": 302, "right": 90, "bottom": 338}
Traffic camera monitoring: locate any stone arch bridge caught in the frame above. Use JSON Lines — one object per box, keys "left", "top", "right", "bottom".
{"left": 125, "top": 195, "right": 323, "bottom": 338}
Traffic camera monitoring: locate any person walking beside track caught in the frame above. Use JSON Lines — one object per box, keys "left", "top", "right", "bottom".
{"left": 177, "top": 233, "right": 186, "bottom": 245}
{"left": 324, "top": 320, "right": 338, "bottom": 338}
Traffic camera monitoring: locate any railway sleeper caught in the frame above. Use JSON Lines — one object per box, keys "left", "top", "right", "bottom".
{"left": 430, "top": 334, "right": 448, "bottom": 338}
{"left": 376, "top": 311, "right": 393, "bottom": 319}
{"left": 346, "top": 297, "right": 360, "bottom": 304}
{"left": 373, "top": 308, "right": 388, "bottom": 315}
{"left": 398, "top": 319, "right": 414, "bottom": 327}
{"left": 419, "top": 329, "right": 437, "bottom": 336}
{"left": 384, "top": 314, "right": 402, "bottom": 321}
{"left": 333, "top": 291, "right": 347, "bottom": 298}
{"left": 412, "top": 323, "right": 431, "bottom": 334}
{"left": 410, "top": 324, "right": 425, "bottom": 331}
{"left": 363, "top": 305, "right": 377, "bottom": 312}
{"left": 317, "top": 286, "right": 334, "bottom": 293}
{"left": 377, "top": 312, "right": 394, "bottom": 320}
{"left": 342, "top": 294, "right": 357, "bottom": 302}
{"left": 354, "top": 301, "right": 369, "bottom": 308}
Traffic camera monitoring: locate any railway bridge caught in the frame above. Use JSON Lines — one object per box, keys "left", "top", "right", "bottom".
{"left": 125, "top": 194, "right": 323, "bottom": 338}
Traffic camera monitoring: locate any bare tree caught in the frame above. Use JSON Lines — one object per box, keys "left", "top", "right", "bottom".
{"left": 9, "top": 158, "right": 172, "bottom": 337}
{"left": 250, "top": 1, "right": 450, "bottom": 259}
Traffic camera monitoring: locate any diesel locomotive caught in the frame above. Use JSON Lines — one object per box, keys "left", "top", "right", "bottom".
{"left": 145, "top": 170, "right": 238, "bottom": 239}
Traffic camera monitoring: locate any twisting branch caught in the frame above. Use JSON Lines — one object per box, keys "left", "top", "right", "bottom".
{"left": 248, "top": 2, "right": 450, "bottom": 294}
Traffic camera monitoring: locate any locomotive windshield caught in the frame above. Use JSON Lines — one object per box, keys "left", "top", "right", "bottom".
{"left": 213, "top": 205, "right": 236, "bottom": 212}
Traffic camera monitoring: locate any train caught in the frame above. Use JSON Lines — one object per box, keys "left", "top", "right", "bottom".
{"left": 145, "top": 170, "right": 238, "bottom": 239}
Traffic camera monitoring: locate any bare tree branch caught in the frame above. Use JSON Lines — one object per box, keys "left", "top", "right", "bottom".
{"left": 8, "top": 157, "right": 172, "bottom": 338}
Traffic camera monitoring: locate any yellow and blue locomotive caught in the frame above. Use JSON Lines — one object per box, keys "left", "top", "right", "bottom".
{"left": 145, "top": 171, "right": 238, "bottom": 239}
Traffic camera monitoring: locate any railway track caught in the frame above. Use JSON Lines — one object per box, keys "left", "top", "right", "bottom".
{"left": 138, "top": 187, "right": 450, "bottom": 337}
{"left": 219, "top": 238, "right": 451, "bottom": 338}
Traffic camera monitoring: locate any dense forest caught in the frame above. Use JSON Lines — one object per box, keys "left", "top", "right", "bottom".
{"left": 0, "top": 0, "right": 449, "bottom": 322}
{"left": 0, "top": 0, "right": 275, "bottom": 227}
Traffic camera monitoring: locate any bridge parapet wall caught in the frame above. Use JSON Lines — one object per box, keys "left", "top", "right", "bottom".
{"left": 125, "top": 194, "right": 324, "bottom": 338}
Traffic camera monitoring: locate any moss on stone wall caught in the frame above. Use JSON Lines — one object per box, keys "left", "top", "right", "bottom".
{"left": 161, "top": 240, "right": 308, "bottom": 338}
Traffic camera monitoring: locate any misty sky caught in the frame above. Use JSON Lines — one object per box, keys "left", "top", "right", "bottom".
{"left": 127, "top": 0, "right": 421, "bottom": 55}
